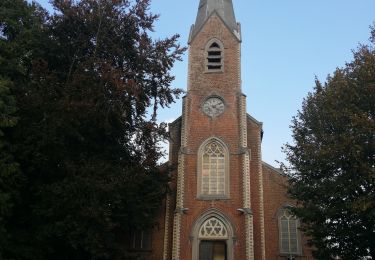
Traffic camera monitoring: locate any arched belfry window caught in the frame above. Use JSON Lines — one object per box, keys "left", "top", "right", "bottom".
{"left": 278, "top": 208, "right": 302, "bottom": 256}
{"left": 198, "top": 138, "right": 229, "bottom": 199}
{"left": 205, "top": 39, "right": 224, "bottom": 72}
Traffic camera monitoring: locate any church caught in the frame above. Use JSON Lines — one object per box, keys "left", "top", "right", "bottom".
{"left": 129, "top": 1, "right": 314, "bottom": 259}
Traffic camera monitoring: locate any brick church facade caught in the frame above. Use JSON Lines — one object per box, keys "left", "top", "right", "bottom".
{"left": 132, "top": 1, "right": 314, "bottom": 259}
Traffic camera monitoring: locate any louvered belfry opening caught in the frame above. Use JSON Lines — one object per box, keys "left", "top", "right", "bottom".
{"left": 207, "top": 42, "right": 222, "bottom": 71}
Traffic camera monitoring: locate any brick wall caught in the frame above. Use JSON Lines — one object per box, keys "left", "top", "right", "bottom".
{"left": 247, "top": 116, "right": 265, "bottom": 260}
{"left": 262, "top": 163, "right": 314, "bottom": 260}
{"left": 146, "top": 11, "right": 314, "bottom": 260}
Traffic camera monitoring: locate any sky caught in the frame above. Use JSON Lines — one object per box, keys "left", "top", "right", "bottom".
{"left": 33, "top": 0, "right": 375, "bottom": 167}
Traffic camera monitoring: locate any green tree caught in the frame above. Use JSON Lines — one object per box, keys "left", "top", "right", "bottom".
{"left": 0, "top": 78, "right": 22, "bottom": 260}
{"left": 0, "top": 0, "right": 44, "bottom": 258}
{"left": 284, "top": 26, "right": 375, "bottom": 259}
{"left": 0, "top": 0, "right": 184, "bottom": 259}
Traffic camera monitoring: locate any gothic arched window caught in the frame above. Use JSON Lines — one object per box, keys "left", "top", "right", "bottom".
{"left": 198, "top": 139, "right": 229, "bottom": 199}
{"left": 205, "top": 39, "right": 223, "bottom": 72}
{"left": 278, "top": 208, "right": 302, "bottom": 255}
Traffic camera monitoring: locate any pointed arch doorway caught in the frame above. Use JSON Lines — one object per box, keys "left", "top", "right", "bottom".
{"left": 191, "top": 211, "right": 234, "bottom": 260}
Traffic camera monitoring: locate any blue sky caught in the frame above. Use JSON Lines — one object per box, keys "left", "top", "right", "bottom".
{"left": 33, "top": 0, "right": 375, "bottom": 166}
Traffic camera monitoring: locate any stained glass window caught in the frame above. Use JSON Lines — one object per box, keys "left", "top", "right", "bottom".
{"left": 201, "top": 140, "right": 226, "bottom": 196}
{"left": 279, "top": 209, "right": 300, "bottom": 255}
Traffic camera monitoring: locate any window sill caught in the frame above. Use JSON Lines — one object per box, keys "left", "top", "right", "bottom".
{"left": 204, "top": 70, "right": 224, "bottom": 74}
{"left": 196, "top": 195, "right": 230, "bottom": 201}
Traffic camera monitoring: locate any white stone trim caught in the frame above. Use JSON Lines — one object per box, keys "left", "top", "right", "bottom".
{"left": 240, "top": 95, "right": 247, "bottom": 148}
{"left": 172, "top": 154, "right": 185, "bottom": 260}
{"left": 187, "top": 46, "right": 192, "bottom": 91}
{"left": 172, "top": 212, "right": 181, "bottom": 260}
{"left": 171, "top": 96, "right": 188, "bottom": 260}
{"left": 242, "top": 152, "right": 251, "bottom": 209}
{"left": 245, "top": 214, "right": 254, "bottom": 260}
{"left": 240, "top": 94, "right": 254, "bottom": 259}
{"left": 257, "top": 131, "right": 266, "bottom": 260}
{"left": 238, "top": 42, "right": 241, "bottom": 91}
{"left": 162, "top": 195, "right": 171, "bottom": 260}
{"left": 243, "top": 152, "right": 254, "bottom": 260}
{"left": 181, "top": 98, "right": 187, "bottom": 147}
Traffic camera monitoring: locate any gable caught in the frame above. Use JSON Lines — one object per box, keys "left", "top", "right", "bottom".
{"left": 189, "top": 11, "right": 241, "bottom": 44}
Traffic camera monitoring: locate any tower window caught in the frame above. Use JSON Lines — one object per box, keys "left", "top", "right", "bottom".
{"left": 278, "top": 209, "right": 301, "bottom": 255}
{"left": 206, "top": 40, "right": 223, "bottom": 72}
{"left": 198, "top": 139, "right": 229, "bottom": 199}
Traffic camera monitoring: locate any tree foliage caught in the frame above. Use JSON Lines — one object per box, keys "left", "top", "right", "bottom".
{"left": 0, "top": 78, "right": 22, "bottom": 260}
{"left": 284, "top": 26, "right": 375, "bottom": 259}
{"left": 0, "top": 0, "right": 184, "bottom": 259}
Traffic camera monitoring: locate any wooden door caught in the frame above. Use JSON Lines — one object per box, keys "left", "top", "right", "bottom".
{"left": 199, "top": 241, "right": 227, "bottom": 260}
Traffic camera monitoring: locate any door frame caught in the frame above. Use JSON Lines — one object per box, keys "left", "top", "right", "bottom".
{"left": 191, "top": 209, "right": 235, "bottom": 260}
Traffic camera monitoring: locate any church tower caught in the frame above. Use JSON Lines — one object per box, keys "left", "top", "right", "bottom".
{"left": 144, "top": 1, "right": 316, "bottom": 260}
{"left": 167, "top": 0, "right": 266, "bottom": 259}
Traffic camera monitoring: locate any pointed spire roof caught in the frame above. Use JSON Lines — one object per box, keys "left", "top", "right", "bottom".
{"left": 189, "top": 0, "right": 240, "bottom": 42}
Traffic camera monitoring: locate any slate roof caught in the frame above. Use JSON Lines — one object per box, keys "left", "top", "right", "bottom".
{"left": 190, "top": 0, "right": 239, "bottom": 42}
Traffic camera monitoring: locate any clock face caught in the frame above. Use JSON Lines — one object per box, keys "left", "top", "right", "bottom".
{"left": 203, "top": 97, "right": 225, "bottom": 117}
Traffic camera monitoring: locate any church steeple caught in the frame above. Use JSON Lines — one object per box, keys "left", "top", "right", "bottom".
{"left": 189, "top": 0, "right": 240, "bottom": 42}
